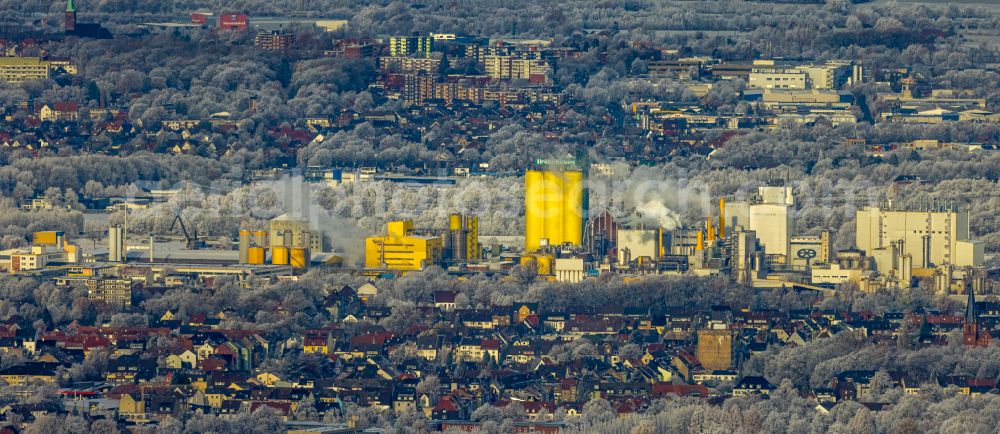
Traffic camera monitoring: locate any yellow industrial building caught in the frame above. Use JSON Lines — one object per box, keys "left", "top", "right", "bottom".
{"left": 32, "top": 231, "right": 62, "bottom": 246}
{"left": 365, "top": 220, "right": 443, "bottom": 271}
{"left": 524, "top": 169, "right": 585, "bottom": 252}
{"left": 3, "top": 231, "right": 81, "bottom": 274}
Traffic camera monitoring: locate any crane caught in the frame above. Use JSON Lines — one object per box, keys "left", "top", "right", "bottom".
{"left": 169, "top": 212, "right": 205, "bottom": 249}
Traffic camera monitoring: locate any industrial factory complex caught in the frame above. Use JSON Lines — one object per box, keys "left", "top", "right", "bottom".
{"left": 0, "top": 163, "right": 989, "bottom": 307}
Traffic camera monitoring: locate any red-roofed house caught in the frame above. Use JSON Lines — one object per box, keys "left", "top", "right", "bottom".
{"left": 431, "top": 396, "right": 463, "bottom": 420}
{"left": 39, "top": 102, "right": 79, "bottom": 122}
{"left": 199, "top": 358, "right": 227, "bottom": 371}
{"left": 651, "top": 383, "right": 708, "bottom": 398}
{"left": 303, "top": 329, "right": 331, "bottom": 354}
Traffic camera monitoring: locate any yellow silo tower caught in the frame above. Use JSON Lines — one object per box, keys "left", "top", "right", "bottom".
{"left": 562, "top": 170, "right": 584, "bottom": 246}
{"left": 525, "top": 171, "right": 545, "bottom": 252}
{"left": 524, "top": 168, "right": 585, "bottom": 252}
{"left": 542, "top": 170, "right": 565, "bottom": 247}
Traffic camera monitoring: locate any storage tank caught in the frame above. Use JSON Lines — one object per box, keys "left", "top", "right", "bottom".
{"left": 108, "top": 226, "right": 125, "bottom": 262}
{"left": 443, "top": 230, "right": 453, "bottom": 257}
{"left": 542, "top": 171, "right": 564, "bottom": 247}
{"left": 271, "top": 246, "right": 290, "bottom": 265}
{"left": 520, "top": 255, "right": 537, "bottom": 270}
{"left": 290, "top": 247, "right": 309, "bottom": 268}
{"left": 535, "top": 254, "right": 553, "bottom": 275}
{"left": 451, "top": 231, "right": 467, "bottom": 261}
{"left": 562, "top": 170, "right": 584, "bottom": 246}
{"left": 465, "top": 216, "right": 480, "bottom": 260}
{"left": 239, "top": 230, "right": 250, "bottom": 264}
{"left": 247, "top": 247, "right": 265, "bottom": 265}
{"left": 254, "top": 230, "right": 267, "bottom": 248}
{"left": 108, "top": 227, "right": 120, "bottom": 262}
{"left": 618, "top": 247, "right": 632, "bottom": 267}
{"left": 524, "top": 170, "right": 545, "bottom": 252}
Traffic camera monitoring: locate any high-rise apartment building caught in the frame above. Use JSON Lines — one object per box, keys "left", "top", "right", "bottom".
{"left": 0, "top": 57, "right": 51, "bottom": 84}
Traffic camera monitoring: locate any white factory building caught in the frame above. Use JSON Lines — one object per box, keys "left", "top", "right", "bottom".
{"left": 855, "top": 206, "right": 983, "bottom": 269}
{"left": 725, "top": 186, "right": 794, "bottom": 262}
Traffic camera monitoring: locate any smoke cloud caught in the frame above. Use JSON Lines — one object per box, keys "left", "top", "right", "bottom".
{"left": 588, "top": 165, "right": 712, "bottom": 230}
{"left": 635, "top": 200, "right": 683, "bottom": 230}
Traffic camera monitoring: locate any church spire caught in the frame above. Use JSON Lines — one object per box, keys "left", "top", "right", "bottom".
{"left": 962, "top": 288, "right": 990, "bottom": 347}
{"left": 965, "top": 288, "right": 977, "bottom": 325}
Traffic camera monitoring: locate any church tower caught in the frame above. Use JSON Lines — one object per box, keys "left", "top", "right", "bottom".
{"left": 65, "top": 0, "right": 77, "bottom": 33}
{"left": 962, "top": 289, "right": 991, "bottom": 347}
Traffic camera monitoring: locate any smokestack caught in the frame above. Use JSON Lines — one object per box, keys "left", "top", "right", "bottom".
{"left": 108, "top": 227, "right": 118, "bottom": 262}
{"left": 149, "top": 235, "right": 154, "bottom": 263}
{"left": 706, "top": 216, "right": 715, "bottom": 242}
{"left": 900, "top": 254, "right": 912, "bottom": 286}
{"left": 696, "top": 231, "right": 704, "bottom": 251}
{"left": 658, "top": 227, "right": 664, "bottom": 258}
{"left": 719, "top": 198, "right": 726, "bottom": 238}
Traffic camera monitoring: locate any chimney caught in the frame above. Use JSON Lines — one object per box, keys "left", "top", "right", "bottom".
{"left": 719, "top": 198, "right": 726, "bottom": 238}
